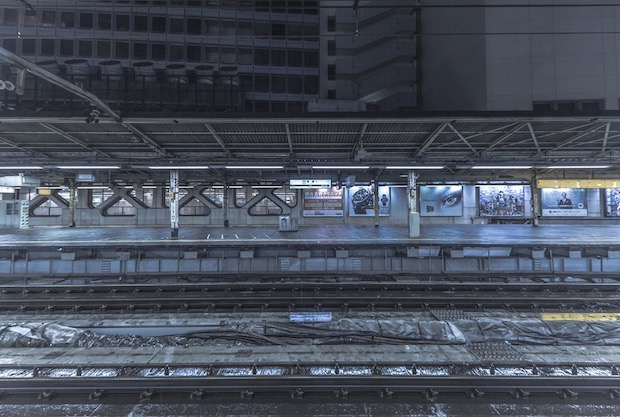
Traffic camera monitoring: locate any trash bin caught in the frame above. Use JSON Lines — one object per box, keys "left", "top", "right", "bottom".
{"left": 279, "top": 215, "right": 299, "bottom": 232}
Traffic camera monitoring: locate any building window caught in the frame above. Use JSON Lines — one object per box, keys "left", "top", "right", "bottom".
{"left": 272, "top": 49, "right": 286, "bottom": 66}
{"left": 2, "top": 39, "right": 16, "bottom": 53}
{"left": 170, "top": 18, "right": 184, "bottom": 33}
{"left": 272, "top": 23, "right": 285, "bottom": 39}
{"left": 41, "top": 39, "right": 55, "bottom": 55}
{"left": 304, "top": 76, "right": 318, "bottom": 94}
{"left": 60, "top": 11, "right": 75, "bottom": 28}
{"left": 272, "top": 75, "right": 286, "bottom": 93}
{"left": 96, "top": 41, "right": 111, "bottom": 58}
{"left": 288, "top": 23, "right": 302, "bottom": 40}
{"left": 304, "top": 24, "right": 319, "bottom": 41}
{"left": 582, "top": 101, "right": 602, "bottom": 111}
{"left": 327, "top": 40, "right": 336, "bottom": 56}
{"left": 288, "top": 76, "right": 302, "bottom": 94}
{"left": 134, "top": 15, "right": 148, "bottom": 32}
{"left": 304, "top": 50, "right": 318, "bottom": 67}
{"left": 187, "top": 18, "right": 201, "bottom": 34}
{"left": 327, "top": 64, "right": 336, "bottom": 80}
{"left": 235, "top": 188, "right": 259, "bottom": 207}
{"left": 23, "top": 10, "right": 37, "bottom": 27}
{"left": 238, "top": 48, "right": 253, "bottom": 64}
{"left": 59, "top": 39, "right": 74, "bottom": 56}
{"left": 151, "top": 43, "right": 166, "bottom": 60}
{"left": 79, "top": 12, "right": 93, "bottom": 29}
{"left": 41, "top": 11, "right": 55, "bottom": 27}
{"left": 327, "top": 16, "right": 336, "bottom": 32}
{"left": 115, "top": 14, "right": 130, "bottom": 31}
{"left": 169, "top": 44, "right": 184, "bottom": 61}
{"left": 186, "top": 45, "right": 201, "bottom": 62}
{"left": 274, "top": 187, "right": 297, "bottom": 207}
{"left": 78, "top": 40, "right": 92, "bottom": 57}
{"left": 254, "top": 49, "right": 269, "bottom": 65}
{"left": 327, "top": 89, "right": 336, "bottom": 99}
{"left": 288, "top": 50, "right": 302, "bottom": 67}
{"left": 205, "top": 46, "right": 219, "bottom": 62}
{"left": 249, "top": 198, "right": 283, "bottom": 215}
{"left": 255, "top": 75, "right": 270, "bottom": 92}
{"left": 21, "top": 39, "right": 36, "bottom": 55}
{"left": 115, "top": 41, "right": 129, "bottom": 59}
{"left": 152, "top": 16, "right": 166, "bottom": 32}
{"left": 97, "top": 13, "right": 111, "bottom": 30}
{"left": 133, "top": 42, "right": 148, "bottom": 59}
{"left": 556, "top": 102, "right": 576, "bottom": 111}
{"left": 288, "top": 0, "right": 302, "bottom": 14}
{"left": 2, "top": 9, "right": 18, "bottom": 25}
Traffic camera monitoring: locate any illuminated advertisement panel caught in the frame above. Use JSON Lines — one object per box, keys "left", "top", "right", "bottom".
{"left": 478, "top": 185, "right": 525, "bottom": 217}
{"left": 605, "top": 188, "right": 620, "bottom": 217}
{"left": 302, "top": 188, "right": 344, "bottom": 217}
{"left": 348, "top": 186, "right": 390, "bottom": 217}
{"left": 540, "top": 188, "right": 587, "bottom": 216}
{"left": 419, "top": 186, "right": 463, "bottom": 217}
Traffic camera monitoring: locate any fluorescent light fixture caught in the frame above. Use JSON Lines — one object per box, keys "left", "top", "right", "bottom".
{"left": 312, "top": 165, "right": 370, "bottom": 170}
{"left": 386, "top": 166, "right": 444, "bottom": 170}
{"left": 77, "top": 185, "right": 110, "bottom": 189}
{"left": 546, "top": 165, "right": 610, "bottom": 169}
{"left": 0, "top": 166, "right": 43, "bottom": 170}
{"left": 225, "top": 165, "right": 284, "bottom": 169}
{"left": 148, "top": 166, "right": 209, "bottom": 170}
{"left": 471, "top": 165, "right": 532, "bottom": 169}
{"left": 211, "top": 185, "right": 243, "bottom": 189}
{"left": 58, "top": 165, "right": 120, "bottom": 169}
{"left": 252, "top": 185, "right": 282, "bottom": 189}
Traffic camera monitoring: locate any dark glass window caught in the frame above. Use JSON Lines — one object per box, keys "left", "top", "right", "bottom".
{"left": 288, "top": 76, "right": 302, "bottom": 94}
{"left": 41, "top": 39, "right": 55, "bottom": 55}
{"left": 186, "top": 45, "right": 201, "bottom": 62}
{"left": 327, "top": 89, "right": 336, "bottom": 99}
{"left": 151, "top": 16, "right": 166, "bottom": 33}
{"left": 97, "top": 13, "right": 111, "bottom": 30}
{"left": 41, "top": 11, "right": 55, "bottom": 27}
{"left": 327, "top": 16, "right": 335, "bottom": 32}
{"left": 304, "top": 51, "right": 318, "bottom": 67}
{"left": 169, "top": 44, "right": 183, "bottom": 61}
{"left": 254, "top": 49, "right": 269, "bottom": 65}
{"left": 187, "top": 18, "right": 201, "bottom": 34}
{"left": 59, "top": 39, "right": 74, "bottom": 56}
{"left": 327, "top": 64, "right": 336, "bottom": 80}
{"left": 96, "top": 41, "right": 111, "bottom": 58}
{"left": 134, "top": 15, "right": 148, "bottom": 31}
{"left": 151, "top": 43, "right": 166, "bottom": 60}
{"left": 272, "top": 75, "right": 286, "bottom": 93}
{"left": 272, "top": 49, "right": 286, "bottom": 66}
{"left": 327, "top": 40, "right": 336, "bottom": 56}
{"left": 288, "top": 50, "right": 302, "bottom": 67}
{"left": 304, "top": 76, "right": 318, "bottom": 94}
{"left": 60, "top": 11, "right": 75, "bottom": 28}
{"left": 78, "top": 40, "right": 92, "bottom": 57}
{"left": 170, "top": 18, "right": 183, "bottom": 33}
{"left": 115, "top": 14, "right": 130, "bottom": 31}
{"left": 21, "top": 39, "right": 36, "bottom": 54}
{"left": 2, "top": 9, "right": 17, "bottom": 25}
{"left": 114, "top": 41, "right": 129, "bottom": 59}
{"left": 255, "top": 75, "right": 270, "bottom": 92}
{"left": 2, "top": 39, "right": 16, "bottom": 53}
{"left": 79, "top": 13, "right": 93, "bottom": 29}
{"left": 23, "top": 10, "right": 37, "bottom": 26}
{"left": 272, "top": 23, "right": 285, "bottom": 39}
{"left": 133, "top": 42, "right": 147, "bottom": 59}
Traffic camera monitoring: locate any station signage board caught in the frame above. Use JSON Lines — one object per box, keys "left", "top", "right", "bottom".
{"left": 290, "top": 179, "right": 332, "bottom": 189}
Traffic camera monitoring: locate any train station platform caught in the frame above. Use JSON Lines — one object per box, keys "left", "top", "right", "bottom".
{"left": 0, "top": 223, "right": 618, "bottom": 248}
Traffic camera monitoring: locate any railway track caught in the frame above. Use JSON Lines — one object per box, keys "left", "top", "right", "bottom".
{"left": 0, "top": 362, "right": 619, "bottom": 401}
{"left": 2, "top": 281, "right": 620, "bottom": 313}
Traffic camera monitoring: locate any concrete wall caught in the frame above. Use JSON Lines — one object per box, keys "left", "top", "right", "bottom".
{"left": 422, "top": 1, "right": 620, "bottom": 111}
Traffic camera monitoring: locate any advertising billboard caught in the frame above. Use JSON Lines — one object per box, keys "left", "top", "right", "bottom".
{"left": 605, "top": 188, "right": 620, "bottom": 217}
{"left": 419, "top": 186, "right": 463, "bottom": 217}
{"left": 302, "top": 188, "right": 344, "bottom": 217}
{"left": 348, "top": 186, "right": 390, "bottom": 217}
{"left": 478, "top": 185, "right": 525, "bottom": 217}
{"left": 540, "top": 188, "right": 587, "bottom": 216}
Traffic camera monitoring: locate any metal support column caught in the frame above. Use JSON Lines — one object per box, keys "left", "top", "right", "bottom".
{"left": 408, "top": 170, "right": 420, "bottom": 237}
{"left": 19, "top": 200, "right": 29, "bottom": 229}
{"left": 373, "top": 178, "right": 380, "bottom": 227}
{"left": 169, "top": 170, "right": 180, "bottom": 238}
{"left": 68, "top": 183, "right": 76, "bottom": 227}
{"left": 223, "top": 183, "right": 229, "bottom": 227}
{"left": 531, "top": 178, "right": 540, "bottom": 227}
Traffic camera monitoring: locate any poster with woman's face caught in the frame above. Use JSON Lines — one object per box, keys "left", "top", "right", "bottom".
{"left": 606, "top": 188, "right": 620, "bottom": 217}
{"left": 419, "top": 186, "right": 463, "bottom": 217}
{"left": 540, "top": 188, "right": 587, "bottom": 216}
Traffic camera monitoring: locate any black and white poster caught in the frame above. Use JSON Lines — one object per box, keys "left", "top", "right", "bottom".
{"left": 348, "top": 186, "right": 390, "bottom": 217}
{"left": 302, "top": 188, "right": 344, "bottom": 217}
{"left": 605, "top": 188, "right": 620, "bottom": 217}
{"left": 540, "top": 188, "right": 587, "bottom": 216}
{"left": 478, "top": 185, "right": 525, "bottom": 217}
{"left": 419, "top": 186, "right": 463, "bottom": 217}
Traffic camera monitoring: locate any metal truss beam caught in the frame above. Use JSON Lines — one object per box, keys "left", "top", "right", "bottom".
{"left": 39, "top": 123, "right": 114, "bottom": 159}
{"left": 204, "top": 124, "right": 232, "bottom": 157}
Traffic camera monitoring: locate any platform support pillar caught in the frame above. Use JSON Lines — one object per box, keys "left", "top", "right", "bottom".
{"left": 373, "top": 177, "right": 380, "bottom": 227}
{"left": 169, "top": 169, "right": 179, "bottom": 238}
{"left": 408, "top": 171, "right": 420, "bottom": 237}
{"left": 531, "top": 179, "right": 540, "bottom": 227}
{"left": 68, "top": 182, "right": 76, "bottom": 227}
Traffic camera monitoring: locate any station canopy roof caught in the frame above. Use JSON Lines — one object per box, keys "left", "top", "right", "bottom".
{"left": 0, "top": 114, "right": 617, "bottom": 186}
